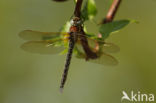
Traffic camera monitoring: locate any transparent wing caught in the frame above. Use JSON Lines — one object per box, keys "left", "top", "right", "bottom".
{"left": 84, "top": 37, "right": 120, "bottom": 54}
{"left": 21, "top": 40, "right": 64, "bottom": 54}
{"left": 89, "top": 53, "right": 118, "bottom": 66}
{"left": 19, "top": 30, "right": 67, "bottom": 41}
{"left": 76, "top": 33, "right": 119, "bottom": 53}
{"left": 102, "top": 43, "right": 120, "bottom": 53}
{"left": 74, "top": 43, "right": 118, "bottom": 66}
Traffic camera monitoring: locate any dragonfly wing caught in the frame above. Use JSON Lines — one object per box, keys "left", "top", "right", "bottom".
{"left": 19, "top": 30, "right": 67, "bottom": 41}
{"left": 21, "top": 40, "right": 64, "bottom": 54}
{"left": 102, "top": 43, "right": 120, "bottom": 53}
{"left": 87, "top": 38, "right": 120, "bottom": 54}
{"left": 74, "top": 43, "right": 86, "bottom": 59}
{"left": 89, "top": 53, "right": 118, "bottom": 66}
{"left": 75, "top": 42, "right": 84, "bottom": 53}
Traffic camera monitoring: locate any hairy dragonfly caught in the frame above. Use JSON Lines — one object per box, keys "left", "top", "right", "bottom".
{"left": 19, "top": 17, "right": 119, "bottom": 92}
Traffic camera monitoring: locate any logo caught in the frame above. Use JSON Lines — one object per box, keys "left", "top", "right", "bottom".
{"left": 121, "top": 91, "right": 155, "bottom": 102}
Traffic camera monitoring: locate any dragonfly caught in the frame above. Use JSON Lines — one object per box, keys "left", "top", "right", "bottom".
{"left": 19, "top": 17, "right": 119, "bottom": 92}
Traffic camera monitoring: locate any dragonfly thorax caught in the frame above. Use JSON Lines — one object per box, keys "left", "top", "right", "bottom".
{"left": 70, "top": 17, "right": 82, "bottom": 26}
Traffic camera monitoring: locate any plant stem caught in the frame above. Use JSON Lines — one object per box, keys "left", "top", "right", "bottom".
{"left": 74, "top": 0, "right": 83, "bottom": 17}
{"left": 103, "top": 0, "right": 122, "bottom": 23}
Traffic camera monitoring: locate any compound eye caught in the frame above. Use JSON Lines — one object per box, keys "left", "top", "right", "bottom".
{"left": 77, "top": 20, "right": 82, "bottom": 25}
{"left": 70, "top": 20, "right": 74, "bottom": 25}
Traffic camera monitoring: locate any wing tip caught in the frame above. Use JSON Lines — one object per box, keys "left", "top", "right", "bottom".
{"left": 18, "top": 30, "right": 32, "bottom": 40}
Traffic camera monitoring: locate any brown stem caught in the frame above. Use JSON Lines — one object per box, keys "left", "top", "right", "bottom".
{"left": 103, "top": 0, "right": 122, "bottom": 24}
{"left": 74, "top": 0, "right": 83, "bottom": 17}
{"left": 74, "top": 0, "right": 97, "bottom": 60}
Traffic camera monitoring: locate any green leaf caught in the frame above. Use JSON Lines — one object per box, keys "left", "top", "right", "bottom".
{"left": 81, "top": 0, "right": 97, "bottom": 21}
{"left": 60, "top": 21, "right": 71, "bottom": 32}
{"left": 58, "top": 21, "right": 71, "bottom": 54}
{"left": 74, "top": 0, "right": 77, "bottom": 3}
{"left": 60, "top": 48, "right": 68, "bottom": 55}
{"left": 60, "top": 41, "right": 69, "bottom": 55}
{"left": 99, "top": 20, "right": 132, "bottom": 39}
{"left": 73, "top": 46, "right": 86, "bottom": 59}
{"left": 87, "top": 0, "right": 97, "bottom": 19}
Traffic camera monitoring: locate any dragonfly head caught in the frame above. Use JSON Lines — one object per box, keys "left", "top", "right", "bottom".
{"left": 70, "top": 17, "right": 82, "bottom": 26}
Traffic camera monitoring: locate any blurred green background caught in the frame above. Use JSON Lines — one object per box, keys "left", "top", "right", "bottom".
{"left": 0, "top": 0, "right": 156, "bottom": 103}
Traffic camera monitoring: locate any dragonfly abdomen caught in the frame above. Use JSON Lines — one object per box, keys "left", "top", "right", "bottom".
{"left": 60, "top": 35, "right": 75, "bottom": 92}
